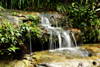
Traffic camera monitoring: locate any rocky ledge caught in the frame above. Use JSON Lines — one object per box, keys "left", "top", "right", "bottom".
{"left": 0, "top": 44, "right": 100, "bottom": 67}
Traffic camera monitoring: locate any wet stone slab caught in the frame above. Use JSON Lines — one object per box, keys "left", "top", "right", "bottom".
{"left": 31, "top": 44, "right": 100, "bottom": 67}
{"left": 0, "top": 44, "right": 100, "bottom": 67}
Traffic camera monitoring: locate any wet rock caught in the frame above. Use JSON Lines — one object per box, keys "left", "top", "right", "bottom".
{"left": 78, "top": 63, "right": 83, "bottom": 67}
{"left": 13, "top": 61, "right": 26, "bottom": 67}
{"left": 24, "top": 54, "right": 30, "bottom": 59}
{"left": 65, "top": 54, "right": 74, "bottom": 59}
{"left": 28, "top": 64, "right": 35, "bottom": 67}
{"left": 88, "top": 53, "right": 92, "bottom": 57}
{"left": 97, "top": 66, "right": 100, "bottom": 67}
{"left": 16, "top": 13, "right": 25, "bottom": 17}
{"left": 69, "top": 28, "right": 83, "bottom": 46}
{"left": 37, "top": 63, "right": 48, "bottom": 67}
{"left": 93, "top": 61, "right": 97, "bottom": 65}
{"left": 50, "top": 16, "right": 56, "bottom": 26}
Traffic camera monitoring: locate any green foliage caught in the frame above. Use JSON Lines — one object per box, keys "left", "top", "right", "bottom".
{"left": 0, "top": 13, "right": 3, "bottom": 16}
{"left": 0, "top": 6, "right": 5, "bottom": 11}
{"left": 0, "top": 0, "right": 66, "bottom": 12}
{"left": 8, "top": 46, "right": 19, "bottom": 52}
{"left": 27, "top": 14, "right": 39, "bottom": 22}
{"left": 67, "top": 1, "right": 100, "bottom": 43}
{"left": 56, "top": 3, "right": 67, "bottom": 13}
{"left": 0, "top": 19, "right": 20, "bottom": 55}
{"left": 11, "top": 12, "right": 17, "bottom": 16}
{"left": 0, "top": 17, "right": 40, "bottom": 60}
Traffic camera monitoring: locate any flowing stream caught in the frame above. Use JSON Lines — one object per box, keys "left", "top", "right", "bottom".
{"left": 71, "top": 32, "right": 77, "bottom": 47}
{"left": 39, "top": 14, "right": 91, "bottom": 58}
{"left": 40, "top": 15, "right": 77, "bottom": 50}
{"left": 27, "top": 14, "right": 91, "bottom": 58}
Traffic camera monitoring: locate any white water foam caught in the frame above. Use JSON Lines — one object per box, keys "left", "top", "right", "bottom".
{"left": 41, "top": 16, "right": 74, "bottom": 49}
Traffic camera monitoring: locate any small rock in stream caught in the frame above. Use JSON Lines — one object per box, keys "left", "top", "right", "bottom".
{"left": 78, "top": 63, "right": 83, "bottom": 67}
{"left": 88, "top": 53, "right": 92, "bottom": 57}
{"left": 93, "top": 61, "right": 97, "bottom": 65}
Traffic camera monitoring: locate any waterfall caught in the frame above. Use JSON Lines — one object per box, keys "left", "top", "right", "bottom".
{"left": 29, "top": 31, "right": 33, "bottom": 56}
{"left": 71, "top": 32, "right": 77, "bottom": 47}
{"left": 40, "top": 16, "right": 76, "bottom": 49}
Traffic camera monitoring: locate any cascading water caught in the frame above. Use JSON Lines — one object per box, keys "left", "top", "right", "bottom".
{"left": 39, "top": 14, "right": 92, "bottom": 58}
{"left": 40, "top": 16, "right": 74, "bottom": 49}
{"left": 71, "top": 32, "right": 77, "bottom": 47}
